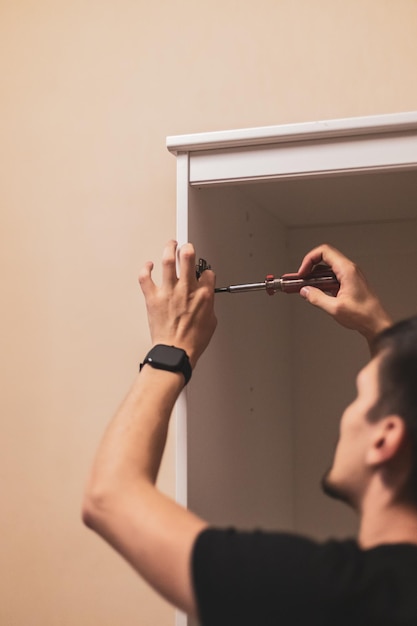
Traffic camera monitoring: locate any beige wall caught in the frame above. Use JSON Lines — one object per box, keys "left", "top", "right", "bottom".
{"left": 1, "top": 1, "right": 417, "bottom": 624}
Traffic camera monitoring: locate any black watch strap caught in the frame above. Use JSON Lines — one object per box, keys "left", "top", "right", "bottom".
{"left": 139, "top": 344, "right": 192, "bottom": 385}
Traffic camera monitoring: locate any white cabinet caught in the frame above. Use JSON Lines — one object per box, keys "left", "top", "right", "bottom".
{"left": 167, "top": 113, "right": 417, "bottom": 625}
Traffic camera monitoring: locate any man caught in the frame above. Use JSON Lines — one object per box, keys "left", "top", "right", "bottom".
{"left": 82, "top": 241, "right": 417, "bottom": 625}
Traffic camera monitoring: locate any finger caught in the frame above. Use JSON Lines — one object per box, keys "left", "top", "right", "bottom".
{"left": 300, "top": 285, "right": 338, "bottom": 316}
{"left": 297, "top": 246, "right": 325, "bottom": 275}
{"left": 315, "top": 245, "right": 351, "bottom": 278}
{"left": 281, "top": 272, "right": 299, "bottom": 279}
{"left": 178, "top": 242, "right": 197, "bottom": 288}
{"left": 298, "top": 244, "right": 349, "bottom": 278}
{"left": 198, "top": 268, "right": 216, "bottom": 291}
{"left": 138, "top": 261, "right": 156, "bottom": 296}
{"left": 161, "top": 240, "right": 178, "bottom": 288}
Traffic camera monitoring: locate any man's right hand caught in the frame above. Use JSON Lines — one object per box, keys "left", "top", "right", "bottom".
{"left": 297, "top": 244, "right": 392, "bottom": 345}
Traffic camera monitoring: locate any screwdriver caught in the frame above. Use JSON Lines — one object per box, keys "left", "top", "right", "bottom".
{"left": 214, "top": 265, "right": 340, "bottom": 296}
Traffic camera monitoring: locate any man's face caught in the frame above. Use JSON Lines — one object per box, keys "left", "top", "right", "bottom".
{"left": 322, "top": 356, "right": 383, "bottom": 509}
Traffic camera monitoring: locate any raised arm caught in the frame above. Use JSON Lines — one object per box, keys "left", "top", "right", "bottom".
{"left": 297, "top": 244, "right": 392, "bottom": 350}
{"left": 82, "top": 240, "right": 216, "bottom": 617}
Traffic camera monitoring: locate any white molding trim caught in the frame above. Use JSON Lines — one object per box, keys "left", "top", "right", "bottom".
{"left": 167, "top": 111, "right": 417, "bottom": 154}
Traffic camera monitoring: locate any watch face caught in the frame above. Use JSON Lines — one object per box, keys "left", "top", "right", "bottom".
{"left": 141, "top": 343, "right": 191, "bottom": 384}
{"left": 149, "top": 344, "right": 185, "bottom": 368}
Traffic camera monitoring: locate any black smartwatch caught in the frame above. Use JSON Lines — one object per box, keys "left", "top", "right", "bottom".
{"left": 139, "top": 344, "right": 192, "bottom": 385}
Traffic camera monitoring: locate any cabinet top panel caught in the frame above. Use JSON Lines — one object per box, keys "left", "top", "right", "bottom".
{"left": 167, "top": 111, "right": 417, "bottom": 155}
{"left": 171, "top": 112, "right": 417, "bottom": 227}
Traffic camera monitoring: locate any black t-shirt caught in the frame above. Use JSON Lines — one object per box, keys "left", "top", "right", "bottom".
{"left": 192, "top": 528, "right": 417, "bottom": 626}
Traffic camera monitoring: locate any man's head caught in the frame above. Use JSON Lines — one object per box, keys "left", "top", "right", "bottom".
{"left": 322, "top": 315, "right": 417, "bottom": 510}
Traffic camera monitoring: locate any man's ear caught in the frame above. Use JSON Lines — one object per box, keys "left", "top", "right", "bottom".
{"left": 366, "top": 416, "right": 407, "bottom": 466}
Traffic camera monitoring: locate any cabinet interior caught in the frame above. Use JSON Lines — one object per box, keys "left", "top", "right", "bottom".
{"left": 186, "top": 168, "right": 417, "bottom": 540}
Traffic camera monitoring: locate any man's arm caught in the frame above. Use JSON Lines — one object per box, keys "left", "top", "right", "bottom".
{"left": 82, "top": 240, "right": 217, "bottom": 616}
{"left": 297, "top": 244, "right": 392, "bottom": 350}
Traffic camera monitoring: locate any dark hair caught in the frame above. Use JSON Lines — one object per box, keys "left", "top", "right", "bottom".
{"left": 369, "top": 315, "right": 417, "bottom": 503}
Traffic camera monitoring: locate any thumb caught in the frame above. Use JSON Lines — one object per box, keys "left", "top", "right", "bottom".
{"left": 300, "top": 285, "right": 337, "bottom": 316}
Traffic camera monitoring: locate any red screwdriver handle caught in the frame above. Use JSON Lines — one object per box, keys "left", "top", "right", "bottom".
{"left": 280, "top": 265, "right": 340, "bottom": 295}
